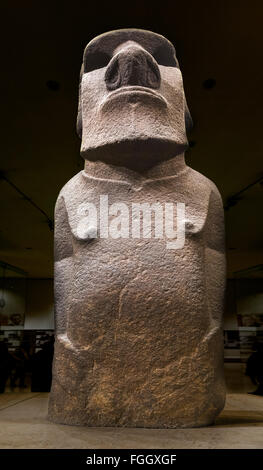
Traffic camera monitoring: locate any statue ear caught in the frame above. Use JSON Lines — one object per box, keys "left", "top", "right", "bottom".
{"left": 184, "top": 97, "right": 193, "bottom": 133}
{"left": 174, "top": 53, "right": 193, "bottom": 134}
{"left": 76, "top": 64, "right": 84, "bottom": 139}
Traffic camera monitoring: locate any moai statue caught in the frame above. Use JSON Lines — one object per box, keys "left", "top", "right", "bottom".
{"left": 48, "top": 29, "right": 226, "bottom": 427}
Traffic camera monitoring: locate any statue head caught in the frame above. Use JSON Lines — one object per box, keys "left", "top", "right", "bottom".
{"left": 77, "top": 29, "right": 192, "bottom": 167}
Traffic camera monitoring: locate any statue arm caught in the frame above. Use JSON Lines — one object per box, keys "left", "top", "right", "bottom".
{"left": 204, "top": 185, "right": 226, "bottom": 326}
{"left": 54, "top": 194, "right": 74, "bottom": 335}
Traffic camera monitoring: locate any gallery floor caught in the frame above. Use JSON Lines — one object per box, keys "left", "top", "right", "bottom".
{"left": 0, "top": 363, "right": 262, "bottom": 449}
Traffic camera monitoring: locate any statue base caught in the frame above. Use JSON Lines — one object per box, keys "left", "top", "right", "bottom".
{"left": 48, "top": 333, "right": 225, "bottom": 428}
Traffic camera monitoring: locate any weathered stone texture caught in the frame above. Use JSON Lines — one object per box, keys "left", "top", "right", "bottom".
{"left": 48, "top": 29, "right": 226, "bottom": 427}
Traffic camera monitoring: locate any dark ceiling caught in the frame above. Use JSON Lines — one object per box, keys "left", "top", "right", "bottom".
{"left": 0, "top": 0, "right": 262, "bottom": 278}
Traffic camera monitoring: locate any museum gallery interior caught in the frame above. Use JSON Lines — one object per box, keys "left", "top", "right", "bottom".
{"left": 0, "top": 1, "right": 262, "bottom": 449}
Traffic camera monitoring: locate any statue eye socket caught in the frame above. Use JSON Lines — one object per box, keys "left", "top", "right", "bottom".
{"left": 84, "top": 51, "right": 111, "bottom": 73}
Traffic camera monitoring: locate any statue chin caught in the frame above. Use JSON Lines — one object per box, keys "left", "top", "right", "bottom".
{"left": 80, "top": 82, "right": 188, "bottom": 170}
{"left": 81, "top": 137, "right": 188, "bottom": 171}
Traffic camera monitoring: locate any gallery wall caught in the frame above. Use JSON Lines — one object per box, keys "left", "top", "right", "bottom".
{"left": 0, "top": 278, "right": 54, "bottom": 330}
{"left": 24, "top": 279, "right": 54, "bottom": 330}
{"left": 224, "top": 279, "right": 263, "bottom": 361}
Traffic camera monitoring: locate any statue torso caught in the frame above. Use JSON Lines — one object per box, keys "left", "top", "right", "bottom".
{"left": 60, "top": 168, "right": 214, "bottom": 350}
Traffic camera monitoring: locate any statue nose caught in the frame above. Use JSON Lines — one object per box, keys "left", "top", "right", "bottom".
{"left": 105, "top": 46, "right": 161, "bottom": 91}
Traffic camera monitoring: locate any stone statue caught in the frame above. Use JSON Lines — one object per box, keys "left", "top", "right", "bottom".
{"left": 48, "top": 29, "right": 226, "bottom": 427}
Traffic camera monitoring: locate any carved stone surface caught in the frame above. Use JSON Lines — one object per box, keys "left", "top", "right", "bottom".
{"left": 48, "top": 29, "right": 226, "bottom": 427}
